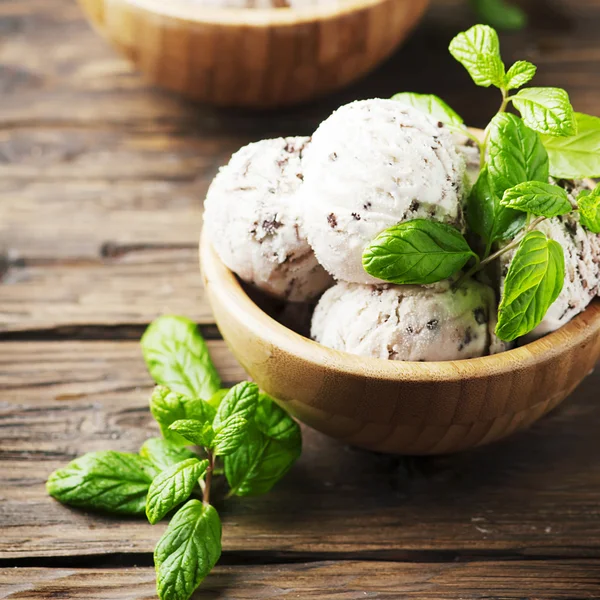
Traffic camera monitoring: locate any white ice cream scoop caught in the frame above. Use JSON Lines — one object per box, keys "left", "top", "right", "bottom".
{"left": 203, "top": 137, "right": 333, "bottom": 302}
{"left": 300, "top": 99, "right": 468, "bottom": 284}
{"left": 311, "top": 278, "right": 506, "bottom": 361}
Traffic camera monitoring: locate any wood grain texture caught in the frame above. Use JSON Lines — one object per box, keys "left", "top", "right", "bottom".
{"left": 77, "top": 0, "right": 429, "bottom": 108}
{"left": 2, "top": 561, "right": 600, "bottom": 599}
{"left": 0, "top": 248, "right": 213, "bottom": 331}
{"left": 2, "top": 342, "right": 600, "bottom": 559}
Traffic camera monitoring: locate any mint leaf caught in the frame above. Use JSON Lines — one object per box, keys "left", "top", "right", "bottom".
{"left": 362, "top": 219, "right": 476, "bottom": 285}
{"left": 504, "top": 60, "right": 536, "bottom": 90}
{"left": 487, "top": 113, "right": 549, "bottom": 198}
{"left": 146, "top": 458, "right": 208, "bottom": 525}
{"left": 47, "top": 451, "right": 158, "bottom": 515}
{"left": 255, "top": 393, "right": 301, "bottom": 443}
{"left": 155, "top": 499, "right": 221, "bottom": 600}
{"left": 213, "top": 381, "right": 259, "bottom": 432}
{"left": 212, "top": 415, "right": 249, "bottom": 456}
{"left": 141, "top": 316, "right": 221, "bottom": 400}
{"left": 578, "top": 185, "right": 600, "bottom": 233}
{"left": 470, "top": 0, "right": 527, "bottom": 30}
{"left": 391, "top": 92, "right": 463, "bottom": 127}
{"left": 496, "top": 231, "right": 565, "bottom": 341}
{"left": 169, "top": 419, "right": 215, "bottom": 448}
{"left": 449, "top": 25, "right": 505, "bottom": 88}
{"left": 541, "top": 112, "right": 600, "bottom": 178}
{"left": 501, "top": 181, "right": 572, "bottom": 217}
{"left": 140, "top": 438, "right": 197, "bottom": 471}
{"left": 467, "top": 167, "right": 526, "bottom": 244}
{"left": 150, "top": 386, "right": 216, "bottom": 446}
{"left": 225, "top": 423, "right": 301, "bottom": 497}
{"left": 511, "top": 87, "right": 576, "bottom": 137}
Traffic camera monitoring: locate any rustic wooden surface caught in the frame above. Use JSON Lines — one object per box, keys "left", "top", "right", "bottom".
{"left": 2, "top": 0, "right": 600, "bottom": 597}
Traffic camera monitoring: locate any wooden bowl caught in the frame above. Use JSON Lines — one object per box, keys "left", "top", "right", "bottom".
{"left": 77, "top": 0, "right": 429, "bottom": 108}
{"left": 200, "top": 233, "right": 600, "bottom": 454}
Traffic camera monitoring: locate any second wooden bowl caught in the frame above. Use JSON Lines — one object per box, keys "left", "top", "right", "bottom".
{"left": 200, "top": 233, "right": 600, "bottom": 455}
{"left": 78, "top": 0, "right": 429, "bottom": 108}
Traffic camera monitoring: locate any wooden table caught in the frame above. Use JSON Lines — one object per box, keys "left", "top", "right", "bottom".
{"left": 2, "top": 0, "right": 600, "bottom": 597}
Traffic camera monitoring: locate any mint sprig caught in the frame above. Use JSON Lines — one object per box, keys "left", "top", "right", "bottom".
{"left": 368, "top": 23, "right": 600, "bottom": 342}
{"left": 47, "top": 315, "right": 302, "bottom": 600}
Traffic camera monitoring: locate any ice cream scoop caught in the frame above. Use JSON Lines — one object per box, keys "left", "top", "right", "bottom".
{"left": 300, "top": 99, "right": 468, "bottom": 284}
{"left": 500, "top": 179, "right": 600, "bottom": 340}
{"left": 203, "top": 137, "right": 333, "bottom": 302}
{"left": 311, "top": 278, "right": 505, "bottom": 361}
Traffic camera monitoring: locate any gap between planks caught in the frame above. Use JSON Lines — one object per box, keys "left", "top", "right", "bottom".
{"left": 4, "top": 549, "right": 600, "bottom": 570}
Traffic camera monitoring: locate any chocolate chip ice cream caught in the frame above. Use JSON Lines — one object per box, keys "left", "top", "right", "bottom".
{"left": 311, "top": 278, "right": 506, "bottom": 361}
{"left": 203, "top": 137, "right": 333, "bottom": 301}
{"left": 300, "top": 99, "right": 468, "bottom": 284}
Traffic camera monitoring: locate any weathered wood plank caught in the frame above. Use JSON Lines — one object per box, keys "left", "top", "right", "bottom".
{"left": 2, "top": 561, "right": 600, "bottom": 599}
{"left": 1, "top": 342, "right": 600, "bottom": 559}
{"left": 0, "top": 249, "right": 214, "bottom": 331}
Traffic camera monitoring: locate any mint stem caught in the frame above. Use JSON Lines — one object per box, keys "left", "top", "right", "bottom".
{"left": 458, "top": 216, "right": 546, "bottom": 285}
{"left": 203, "top": 450, "right": 214, "bottom": 505}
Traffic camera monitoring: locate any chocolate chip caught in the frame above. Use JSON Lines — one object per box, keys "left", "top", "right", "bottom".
{"left": 296, "top": 172, "right": 304, "bottom": 181}
{"left": 426, "top": 319, "right": 439, "bottom": 330}
{"left": 327, "top": 213, "right": 338, "bottom": 228}
{"left": 363, "top": 201, "right": 372, "bottom": 210}
{"left": 409, "top": 200, "right": 420, "bottom": 212}
{"left": 473, "top": 308, "right": 486, "bottom": 325}
{"left": 405, "top": 325, "right": 414, "bottom": 334}
{"left": 458, "top": 327, "right": 473, "bottom": 351}
{"left": 437, "top": 121, "right": 444, "bottom": 128}
{"left": 352, "top": 212, "right": 361, "bottom": 220}
{"left": 465, "top": 138, "right": 476, "bottom": 148}
{"left": 262, "top": 218, "right": 282, "bottom": 235}
{"left": 329, "top": 152, "right": 338, "bottom": 161}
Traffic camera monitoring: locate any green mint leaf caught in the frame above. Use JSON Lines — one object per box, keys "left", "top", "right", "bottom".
{"left": 496, "top": 231, "right": 565, "bottom": 341}
{"left": 150, "top": 386, "right": 216, "bottom": 446}
{"left": 213, "top": 381, "right": 259, "bottom": 432}
{"left": 141, "top": 315, "right": 221, "bottom": 400}
{"left": 169, "top": 419, "right": 215, "bottom": 448}
{"left": 146, "top": 458, "right": 208, "bottom": 525}
{"left": 449, "top": 25, "right": 505, "bottom": 88}
{"left": 391, "top": 92, "right": 463, "bottom": 127}
{"left": 155, "top": 499, "right": 221, "bottom": 600}
{"left": 541, "top": 112, "right": 600, "bottom": 178}
{"left": 46, "top": 451, "right": 158, "bottom": 515}
{"left": 578, "top": 185, "right": 600, "bottom": 233}
{"left": 470, "top": 0, "right": 527, "bottom": 30}
{"left": 511, "top": 87, "right": 576, "bottom": 137}
{"left": 212, "top": 415, "right": 249, "bottom": 456}
{"left": 225, "top": 423, "right": 301, "bottom": 497}
{"left": 500, "top": 181, "right": 572, "bottom": 217}
{"left": 362, "top": 219, "right": 477, "bottom": 285}
{"left": 504, "top": 60, "right": 537, "bottom": 90}
{"left": 467, "top": 167, "right": 526, "bottom": 244}
{"left": 255, "top": 392, "right": 301, "bottom": 443}
{"left": 487, "top": 113, "right": 549, "bottom": 199}
{"left": 139, "top": 438, "right": 197, "bottom": 472}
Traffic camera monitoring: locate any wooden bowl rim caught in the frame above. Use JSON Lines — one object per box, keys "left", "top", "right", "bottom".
{"left": 200, "top": 231, "right": 600, "bottom": 383}
{"left": 117, "top": 0, "right": 416, "bottom": 26}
